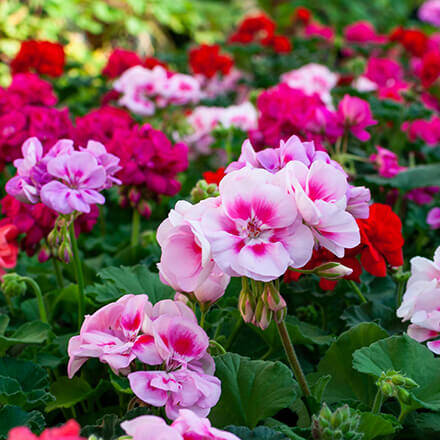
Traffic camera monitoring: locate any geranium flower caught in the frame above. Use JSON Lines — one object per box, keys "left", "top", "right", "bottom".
{"left": 8, "top": 420, "right": 84, "bottom": 440}
{"left": 0, "top": 224, "right": 18, "bottom": 276}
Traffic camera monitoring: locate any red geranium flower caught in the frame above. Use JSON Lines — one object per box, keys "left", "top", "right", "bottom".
{"left": 400, "top": 29, "right": 428, "bottom": 57}
{"left": 0, "top": 224, "right": 18, "bottom": 276}
{"left": 8, "top": 420, "right": 84, "bottom": 440}
{"left": 357, "top": 203, "right": 404, "bottom": 277}
{"left": 144, "top": 56, "right": 168, "bottom": 70}
{"left": 262, "top": 35, "right": 292, "bottom": 53}
{"left": 420, "top": 50, "right": 440, "bottom": 88}
{"left": 189, "top": 44, "right": 233, "bottom": 78}
{"left": 102, "top": 48, "right": 142, "bottom": 79}
{"left": 203, "top": 167, "right": 225, "bottom": 185}
{"left": 293, "top": 7, "right": 312, "bottom": 24}
{"left": 11, "top": 40, "right": 65, "bottom": 77}
{"left": 229, "top": 13, "right": 276, "bottom": 45}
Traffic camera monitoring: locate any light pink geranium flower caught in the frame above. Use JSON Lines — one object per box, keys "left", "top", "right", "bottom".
{"left": 121, "top": 410, "right": 240, "bottom": 440}
{"left": 157, "top": 199, "right": 230, "bottom": 297}
{"left": 201, "top": 167, "right": 314, "bottom": 281}
{"left": 419, "top": 0, "right": 440, "bottom": 26}
{"left": 337, "top": 94, "right": 377, "bottom": 141}
{"left": 40, "top": 151, "right": 107, "bottom": 214}
{"left": 67, "top": 294, "right": 152, "bottom": 377}
{"left": 397, "top": 247, "right": 440, "bottom": 353}
{"left": 278, "top": 160, "right": 360, "bottom": 257}
{"left": 427, "top": 207, "right": 440, "bottom": 229}
{"left": 128, "top": 368, "right": 221, "bottom": 419}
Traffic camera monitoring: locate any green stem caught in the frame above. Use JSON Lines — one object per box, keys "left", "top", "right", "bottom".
{"left": 69, "top": 223, "right": 85, "bottom": 329}
{"left": 209, "top": 339, "right": 226, "bottom": 355}
{"left": 52, "top": 258, "right": 64, "bottom": 289}
{"left": 200, "top": 310, "right": 207, "bottom": 329}
{"left": 348, "top": 280, "right": 367, "bottom": 304}
{"left": 131, "top": 209, "right": 141, "bottom": 257}
{"left": 371, "top": 389, "right": 383, "bottom": 414}
{"left": 225, "top": 130, "right": 233, "bottom": 163}
{"left": 398, "top": 405, "right": 410, "bottom": 424}
{"left": 396, "top": 279, "right": 406, "bottom": 307}
{"left": 22, "top": 277, "right": 48, "bottom": 324}
{"left": 276, "top": 319, "right": 311, "bottom": 398}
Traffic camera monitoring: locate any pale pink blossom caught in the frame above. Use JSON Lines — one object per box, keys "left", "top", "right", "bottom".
{"left": 278, "top": 160, "right": 360, "bottom": 257}
{"left": 346, "top": 185, "right": 371, "bottom": 219}
{"left": 353, "top": 76, "right": 378, "bottom": 92}
{"left": 280, "top": 63, "right": 338, "bottom": 108}
{"left": 192, "top": 264, "right": 230, "bottom": 305}
{"left": 128, "top": 368, "right": 221, "bottom": 419}
{"left": 157, "top": 199, "right": 229, "bottom": 294}
{"left": 201, "top": 167, "right": 314, "bottom": 281}
{"left": 121, "top": 410, "right": 240, "bottom": 440}
{"left": 67, "top": 294, "right": 152, "bottom": 377}
{"left": 397, "top": 247, "right": 440, "bottom": 353}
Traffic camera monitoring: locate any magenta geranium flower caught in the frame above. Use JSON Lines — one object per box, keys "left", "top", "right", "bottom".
{"left": 337, "top": 94, "right": 377, "bottom": 141}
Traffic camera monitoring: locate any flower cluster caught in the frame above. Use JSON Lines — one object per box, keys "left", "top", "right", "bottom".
{"left": 229, "top": 13, "right": 292, "bottom": 53}
{"left": 102, "top": 48, "right": 168, "bottom": 79}
{"left": 0, "top": 73, "right": 72, "bottom": 169}
{"left": 121, "top": 409, "right": 239, "bottom": 440}
{"left": 10, "top": 40, "right": 65, "bottom": 77}
{"left": 7, "top": 420, "right": 84, "bottom": 440}
{"left": 0, "top": 224, "right": 18, "bottom": 277}
{"left": 6, "top": 137, "right": 120, "bottom": 215}
{"left": 189, "top": 44, "right": 233, "bottom": 79}
{"left": 398, "top": 246, "right": 440, "bottom": 354}
{"left": 184, "top": 102, "right": 257, "bottom": 155}
{"left": 114, "top": 65, "right": 202, "bottom": 116}
{"left": 68, "top": 295, "right": 220, "bottom": 419}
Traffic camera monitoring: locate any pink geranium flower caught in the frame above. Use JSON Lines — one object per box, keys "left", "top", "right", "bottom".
{"left": 337, "top": 94, "right": 377, "bottom": 141}
{"left": 201, "top": 167, "right": 314, "bottom": 281}
{"left": 67, "top": 294, "right": 152, "bottom": 377}
{"left": 279, "top": 160, "right": 360, "bottom": 257}
{"left": 370, "top": 146, "right": 407, "bottom": 178}
{"left": 427, "top": 207, "right": 440, "bottom": 229}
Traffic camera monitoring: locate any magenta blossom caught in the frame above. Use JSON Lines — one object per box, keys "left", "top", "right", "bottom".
{"left": 427, "top": 207, "right": 440, "bottom": 229}
{"left": 419, "top": 0, "right": 440, "bottom": 26}
{"left": 370, "top": 146, "right": 407, "bottom": 178}
{"left": 121, "top": 410, "right": 239, "bottom": 440}
{"left": 344, "top": 21, "right": 386, "bottom": 44}
{"left": 201, "top": 167, "right": 314, "bottom": 281}
{"left": 337, "top": 94, "right": 377, "bottom": 141}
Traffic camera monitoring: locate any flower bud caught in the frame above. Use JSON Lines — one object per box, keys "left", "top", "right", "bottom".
{"left": 1, "top": 273, "right": 26, "bottom": 298}
{"left": 58, "top": 240, "right": 72, "bottom": 264}
{"left": 238, "top": 288, "right": 255, "bottom": 323}
{"left": 314, "top": 262, "right": 353, "bottom": 280}
{"left": 38, "top": 246, "right": 51, "bottom": 263}
{"left": 397, "top": 387, "right": 412, "bottom": 405}
{"left": 380, "top": 382, "right": 394, "bottom": 397}
{"left": 137, "top": 200, "right": 151, "bottom": 219}
{"left": 254, "top": 297, "right": 272, "bottom": 330}
{"left": 128, "top": 187, "right": 141, "bottom": 205}
{"left": 263, "top": 283, "right": 287, "bottom": 312}
{"left": 191, "top": 180, "right": 219, "bottom": 203}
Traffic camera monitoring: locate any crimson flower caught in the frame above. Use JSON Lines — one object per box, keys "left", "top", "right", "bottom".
{"left": 189, "top": 44, "right": 233, "bottom": 78}
{"left": 203, "top": 167, "right": 225, "bottom": 185}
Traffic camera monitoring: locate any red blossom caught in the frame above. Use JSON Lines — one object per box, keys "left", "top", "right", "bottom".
{"left": 144, "top": 56, "right": 168, "bottom": 70}
{"left": 11, "top": 40, "right": 65, "bottom": 77}
{"left": 8, "top": 420, "right": 84, "bottom": 440}
{"left": 293, "top": 7, "right": 312, "bottom": 24}
{"left": 400, "top": 29, "right": 428, "bottom": 57}
{"left": 420, "top": 50, "right": 440, "bottom": 88}
{"left": 203, "top": 167, "right": 225, "bottom": 185}
{"left": 229, "top": 13, "right": 276, "bottom": 45}
{"left": 357, "top": 203, "right": 404, "bottom": 277}
{"left": 189, "top": 44, "right": 233, "bottom": 79}
{"left": 102, "top": 48, "right": 142, "bottom": 79}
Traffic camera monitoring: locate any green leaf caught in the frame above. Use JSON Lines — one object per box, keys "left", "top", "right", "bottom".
{"left": 0, "top": 358, "right": 52, "bottom": 410}
{"left": 264, "top": 419, "right": 309, "bottom": 440}
{"left": 364, "top": 164, "right": 440, "bottom": 190}
{"left": 310, "top": 374, "right": 331, "bottom": 403}
{"left": 89, "top": 265, "right": 174, "bottom": 304}
{"left": 210, "top": 353, "right": 298, "bottom": 428}
{"left": 0, "top": 406, "right": 45, "bottom": 439}
{"left": 353, "top": 334, "right": 440, "bottom": 412}
{"left": 0, "top": 321, "right": 51, "bottom": 355}
{"left": 109, "top": 371, "right": 132, "bottom": 395}
{"left": 0, "top": 315, "right": 9, "bottom": 335}
{"left": 46, "top": 377, "right": 107, "bottom": 412}
{"left": 225, "top": 425, "right": 291, "bottom": 440}
{"left": 313, "top": 323, "right": 388, "bottom": 406}
{"left": 358, "top": 412, "right": 399, "bottom": 440}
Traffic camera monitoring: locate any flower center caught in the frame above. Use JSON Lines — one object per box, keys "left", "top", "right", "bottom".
{"left": 246, "top": 218, "right": 262, "bottom": 239}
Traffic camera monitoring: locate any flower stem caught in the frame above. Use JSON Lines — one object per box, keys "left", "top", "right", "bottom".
{"left": 200, "top": 309, "right": 207, "bottom": 329}
{"left": 276, "top": 319, "right": 311, "bottom": 397}
{"left": 371, "top": 389, "right": 383, "bottom": 413}
{"left": 52, "top": 258, "right": 64, "bottom": 289}
{"left": 69, "top": 223, "right": 85, "bottom": 329}
{"left": 22, "top": 277, "right": 48, "bottom": 324}
{"left": 131, "top": 209, "right": 141, "bottom": 257}
{"left": 348, "top": 280, "right": 367, "bottom": 304}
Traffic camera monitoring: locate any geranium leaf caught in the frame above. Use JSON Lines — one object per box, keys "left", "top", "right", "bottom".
{"left": 0, "top": 406, "right": 45, "bottom": 439}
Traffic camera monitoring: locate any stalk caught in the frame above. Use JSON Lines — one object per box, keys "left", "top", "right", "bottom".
{"left": 69, "top": 223, "right": 85, "bottom": 329}
{"left": 22, "top": 277, "right": 48, "bottom": 324}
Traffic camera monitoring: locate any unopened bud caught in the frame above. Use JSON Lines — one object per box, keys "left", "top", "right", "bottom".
{"left": 128, "top": 187, "right": 141, "bottom": 205}
{"left": 397, "top": 387, "right": 412, "bottom": 405}
{"left": 238, "top": 289, "right": 254, "bottom": 323}
{"left": 380, "top": 382, "right": 394, "bottom": 397}
{"left": 254, "top": 299, "right": 272, "bottom": 330}
{"left": 314, "top": 262, "right": 353, "bottom": 280}
{"left": 1, "top": 273, "right": 27, "bottom": 298}
{"left": 138, "top": 200, "right": 151, "bottom": 219}
{"left": 58, "top": 240, "right": 72, "bottom": 264}
{"left": 191, "top": 180, "right": 219, "bottom": 203}
{"left": 38, "top": 246, "right": 50, "bottom": 263}
{"left": 47, "top": 228, "right": 59, "bottom": 248}
{"left": 264, "top": 283, "right": 287, "bottom": 312}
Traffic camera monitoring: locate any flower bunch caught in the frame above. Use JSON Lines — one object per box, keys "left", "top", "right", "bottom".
{"left": 68, "top": 295, "right": 221, "bottom": 419}
{"left": 10, "top": 40, "right": 65, "bottom": 77}
{"left": 107, "top": 124, "right": 188, "bottom": 218}
{"left": 6, "top": 137, "right": 120, "bottom": 215}
{"left": 229, "top": 12, "right": 291, "bottom": 53}
{"left": 189, "top": 44, "right": 233, "bottom": 79}
{"left": 398, "top": 246, "right": 440, "bottom": 354}
{"left": 0, "top": 74, "right": 72, "bottom": 168}
{"left": 184, "top": 102, "right": 257, "bottom": 155}
{"left": 114, "top": 65, "right": 202, "bottom": 116}
{"left": 121, "top": 409, "right": 239, "bottom": 440}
